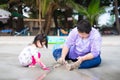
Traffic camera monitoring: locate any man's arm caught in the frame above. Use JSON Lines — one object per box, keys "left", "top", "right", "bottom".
{"left": 61, "top": 46, "right": 69, "bottom": 59}
{"left": 57, "top": 45, "right": 69, "bottom": 65}
{"left": 77, "top": 53, "right": 94, "bottom": 63}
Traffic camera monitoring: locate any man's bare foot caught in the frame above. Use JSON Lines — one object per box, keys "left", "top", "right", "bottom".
{"left": 65, "top": 61, "right": 81, "bottom": 71}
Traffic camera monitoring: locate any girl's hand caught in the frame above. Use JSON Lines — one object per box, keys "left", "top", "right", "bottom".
{"left": 42, "top": 67, "right": 50, "bottom": 70}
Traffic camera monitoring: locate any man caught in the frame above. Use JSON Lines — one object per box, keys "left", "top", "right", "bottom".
{"left": 53, "top": 20, "right": 102, "bottom": 70}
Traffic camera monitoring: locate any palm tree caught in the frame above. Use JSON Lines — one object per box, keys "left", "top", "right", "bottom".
{"left": 68, "top": 0, "right": 105, "bottom": 26}
{"left": 40, "top": 0, "right": 74, "bottom": 35}
{"left": 114, "top": 0, "right": 120, "bottom": 34}
{"left": 42, "top": 2, "right": 59, "bottom": 34}
{"left": 38, "top": 0, "right": 55, "bottom": 34}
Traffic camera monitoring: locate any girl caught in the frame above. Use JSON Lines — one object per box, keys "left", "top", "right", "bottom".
{"left": 18, "top": 34, "right": 49, "bottom": 70}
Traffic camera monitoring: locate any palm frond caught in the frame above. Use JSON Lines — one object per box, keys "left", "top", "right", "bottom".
{"left": 0, "top": 4, "right": 8, "bottom": 9}
{"left": 41, "top": 0, "right": 52, "bottom": 18}
{"left": 68, "top": 0, "right": 88, "bottom": 16}
{"left": 88, "top": 0, "right": 100, "bottom": 15}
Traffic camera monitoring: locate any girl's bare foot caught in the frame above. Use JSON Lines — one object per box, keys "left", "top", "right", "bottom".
{"left": 28, "top": 63, "right": 36, "bottom": 67}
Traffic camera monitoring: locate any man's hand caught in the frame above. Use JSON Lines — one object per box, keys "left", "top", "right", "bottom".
{"left": 77, "top": 56, "right": 83, "bottom": 64}
{"left": 57, "top": 57, "right": 66, "bottom": 65}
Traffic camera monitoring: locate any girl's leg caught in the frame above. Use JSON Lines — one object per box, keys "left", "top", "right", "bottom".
{"left": 79, "top": 55, "right": 101, "bottom": 69}
{"left": 29, "top": 56, "right": 36, "bottom": 67}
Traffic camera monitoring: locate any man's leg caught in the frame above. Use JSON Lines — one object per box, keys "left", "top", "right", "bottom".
{"left": 53, "top": 48, "right": 62, "bottom": 61}
{"left": 53, "top": 48, "right": 72, "bottom": 61}
{"left": 66, "top": 55, "right": 101, "bottom": 70}
{"left": 79, "top": 55, "right": 101, "bottom": 69}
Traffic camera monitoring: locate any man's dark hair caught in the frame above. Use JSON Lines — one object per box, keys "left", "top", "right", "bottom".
{"left": 33, "top": 33, "right": 48, "bottom": 48}
{"left": 76, "top": 20, "right": 91, "bottom": 34}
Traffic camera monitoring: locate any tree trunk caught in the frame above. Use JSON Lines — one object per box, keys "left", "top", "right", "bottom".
{"left": 114, "top": 0, "right": 120, "bottom": 34}
{"left": 43, "top": 7, "right": 53, "bottom": 35}
{"left": 16, "top": 0, "right": 24, "bottom": 32}
{"left": 53, "top": 10, "right": 59, "bottom": 35}
{"left": 42, "top": 3, "right": 58, "bottom": 35}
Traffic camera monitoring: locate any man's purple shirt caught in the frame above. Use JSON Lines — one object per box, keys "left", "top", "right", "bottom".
{"left": 64, "top": 27, "right": 102, "bottom": 59}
